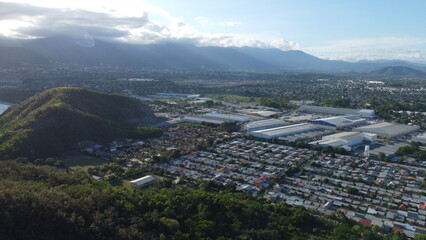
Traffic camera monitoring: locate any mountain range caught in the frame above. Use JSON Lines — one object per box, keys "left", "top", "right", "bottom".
{"left": 1, "top": 35, "right": 426, "bottom": 74}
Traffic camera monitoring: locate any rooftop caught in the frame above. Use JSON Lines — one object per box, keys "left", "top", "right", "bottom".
{"left": 355, "top": 122, "right": 420, "bottom": 137}
{"left": 251, "top": 123, "right": 317, "bottom": 138}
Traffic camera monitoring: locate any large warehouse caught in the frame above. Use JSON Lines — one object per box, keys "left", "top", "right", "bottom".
{"left": 308, "top": 115, "right": 366, "bottom": 129}
{"left": 182, "top": 112, "right": 250, "bottom": 124}
{"left": 203, "top": 112, "right": 250, "bottom": 123}
{"left": 299, "top": 105, "right": 375, "bottom": 118}
{"left": 250, "top": 123, "right": 317, "bottom": 139}
{"left": 244, "top": 119, "right": 287, "bottom": 131}
{"left": 354, "top": 122, "right": 420, "bottom": 138}
{"left": 310, "top": 132, "right": 377, "bottom": 150}
{"left": 156, "top": 93, "right": 200, "bottom": 98}
{"left": 182, "top": 116, "right": 225, "bottom": 125}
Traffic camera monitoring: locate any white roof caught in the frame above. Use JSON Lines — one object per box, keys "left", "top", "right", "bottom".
{"left": 182, "top": 116, "right": 224, "bottom": 124}
{"left": 312, "top": 139, "right": 347, "bottom": 147}
{"left": 130, "top": 175, "right": 156, "bottom": 186}
{"left": 245, "top": 118, "right": 286, "bottom": 129}
{"left": 299, "top": 105, "right": 374, "bottom": 116}
{"left": 323, "top": 132, "right": 364, "bottom": 141}
{"left": 355, "top": 122, "right": 420, "bottom": 137}
{"left": 203, "top": 112, "right": 250, "bottom": 122}
{"left": 414, "top": 132, "right": 426, "bottom": 143}
{"left": 311, "top": 115, "right": 365, "bottom": 127}
{"left": 251, "top": 123, "right": 317, "bottom": 138}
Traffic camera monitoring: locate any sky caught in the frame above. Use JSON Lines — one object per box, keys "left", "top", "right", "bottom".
{"left": 1, "top": 0, "right": 426, "bottom": 62}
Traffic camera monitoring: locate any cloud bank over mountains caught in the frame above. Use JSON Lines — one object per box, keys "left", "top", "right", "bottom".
{"left": 0, "top": 0, "right": 424, "bottom": 62}
{"left": 0, "top": 1, "right": 299, "bottom": 51}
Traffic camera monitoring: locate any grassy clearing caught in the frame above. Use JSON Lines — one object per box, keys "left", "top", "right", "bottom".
{"left": 63, "top": 154, "right": 106, "bottom": 171}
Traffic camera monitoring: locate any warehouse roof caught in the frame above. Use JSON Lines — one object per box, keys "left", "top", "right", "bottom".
{"left": 182, "top": 116, "right": 225, "bottom": 125}
{"left": 130, "top": 175, "right": 156, "bottom": 187}
{"left": 414, "top": 132, "right": 426, "bottom": 143}
{"left": 244, "top": 118, "right": 286, "bottom": 130}
{"left": 251, "top": 123, "right": 317, "bottom": 139}
{"left": 324, "top": 132, "right": 364, "bottom": 141}
{"left": 308, "top": 115, "right": 365, "bottom": 128}
{"left": 203, "top": 112, "right": 250, "bottom": 122}
{"left": 299, "top": 105, "right": 375, "bottom": 117}
{"left": 354, "top": 122, "right": 420, "bottom": 138}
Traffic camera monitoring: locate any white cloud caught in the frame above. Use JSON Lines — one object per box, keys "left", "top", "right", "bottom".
{"left": 308, "top": 37, "right": 426, "bottom": 61}
{"left": 0, "top": 1, "right": 300, "bottom": 51}
{"left": 223, "top": 21, "right": 243, "bottom": 27}
{"left": 194, "top": 16, "right": 208, "bottom": 25}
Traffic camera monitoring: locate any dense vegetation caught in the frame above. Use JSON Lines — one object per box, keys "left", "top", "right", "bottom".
{"left": 0, "top": 87, "right": 157, "bottom": 159}
{"left": 0, "top": 160, "right": 410, "bottom": 240}
{"left": 396, "top": 142, "right": 426, "bottom": 161}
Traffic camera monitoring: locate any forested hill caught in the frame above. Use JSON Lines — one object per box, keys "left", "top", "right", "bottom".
{"left": 370, "top": 66, "right": 426, "bottom": 76}
{"left": 0, "top": 160, "right": 409, "bottom": 240}
{"left": 0, "top": 87, "right": 160, "bottom": 159}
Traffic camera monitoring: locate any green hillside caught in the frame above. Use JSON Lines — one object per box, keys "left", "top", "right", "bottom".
{"left": 0, "top": 87, "right": 158, "bottom": 159}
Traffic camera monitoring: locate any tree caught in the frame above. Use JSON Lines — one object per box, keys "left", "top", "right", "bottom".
{"left": 378, "top": 152, "right": 387, "bottom": 161}
{"left": 415, "top": 234, "right": 426, "bottom": 240}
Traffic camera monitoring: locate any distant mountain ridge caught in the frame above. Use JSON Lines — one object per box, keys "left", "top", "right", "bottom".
{"left": 370, "top": 66, "right": 426, "bottom": 76}
{"left": 1, "top": 36, "right": 426, "bottom": 73}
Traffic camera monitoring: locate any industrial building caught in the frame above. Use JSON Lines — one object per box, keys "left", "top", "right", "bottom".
{"left": 310, "top": 132, "right": 377, "bottom": 151}
{"left": 250, "top": 123, "right": 317, "bottom": 139}
{"left": 369, "top": 142, "right": 410, "bottom": 157}
{"left": 278, "top": 129, "right": 334, "bottom": 142}
{"left": 130, "top": 175, "right": 157, "bottom": 188}
{"left": 414, "top": 132, "right": 426, "bottom": 143}
{"left": 354, "top": 122, "right": 420, "bottom": 138}
{"left": 244, "top": 119, "right": 287, "bottom": 131}
{"left": 299, "top": 105, "right": 375, "bottom": 118}
{"left": 308, "top": 115, "right": 366, "bottom": 129}
{"left": 181, "top": 116, "right": 225, "bottom": 125}
{"left": 203, "top": 112, "right": 250, "bottom": 123}
{"left": 182, "top": 112, "right": 250, "bottom": 125}
{"left": 156, "top": 93, "right": 200, "bottom": 99}
{"left": 238, "top": 108, "right": 280, "bottom": 118}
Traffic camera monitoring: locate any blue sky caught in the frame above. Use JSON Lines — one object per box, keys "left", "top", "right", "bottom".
{"left": 144, "top": 0, "right": 426, "bottom": 62}
{"left": 1, "top": 0, "right": 426, "bottom": 62}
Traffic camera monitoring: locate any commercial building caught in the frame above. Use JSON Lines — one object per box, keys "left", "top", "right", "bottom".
{"left": 250, "top": 123, "right": 317, "bottom": 139}
{"left": 369, "top": 142, "right": 410, "bottom": 158}
{"left": 203, "top": 112, "right": 250, "bottom": 123}
{"left": 278, "top": 129, "right": 334, "bottom": 142}
{"left": 130, "top": 175, "right": 157, "bottom": 188}
{"left": 182, "top": 112, "right": 250, "bottom": 125}
{"left": 308, "top": 115, "right": 366, "bottom": 130}
{"left": 156, "top": 93, "right": 200, "bottom": 99}
{"left": 310, "top": 132, "right": 377, "bottom": 151}
{"left": 414, "top": 132, "right": 426, "bottom": 143}
{"left": 181, "top": 116, "right": 225, "bottom": 125}
{"left": 244, "top": 119, "right": 287, "bottom": 131}
{"left": 354, "top": 122, "right": 420, "bottom": 138}
{"left": 299, "top": 105, "right": 375, "bottom": 118}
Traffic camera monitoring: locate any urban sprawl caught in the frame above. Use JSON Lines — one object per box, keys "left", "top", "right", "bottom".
{"left": 81, "top": 92, "right": 426, "bottom": 238}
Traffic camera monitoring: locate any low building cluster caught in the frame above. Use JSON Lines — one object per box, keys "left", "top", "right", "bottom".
{"left": 157, "top": 138, "right": 426, "bottom": 237}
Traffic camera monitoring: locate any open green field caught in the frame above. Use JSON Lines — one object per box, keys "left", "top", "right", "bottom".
{"left": 203, "top": 94, "right": 261, "bottom": 103}
{"left": 63, "top": 154, "right": 106, "bottom": 171}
